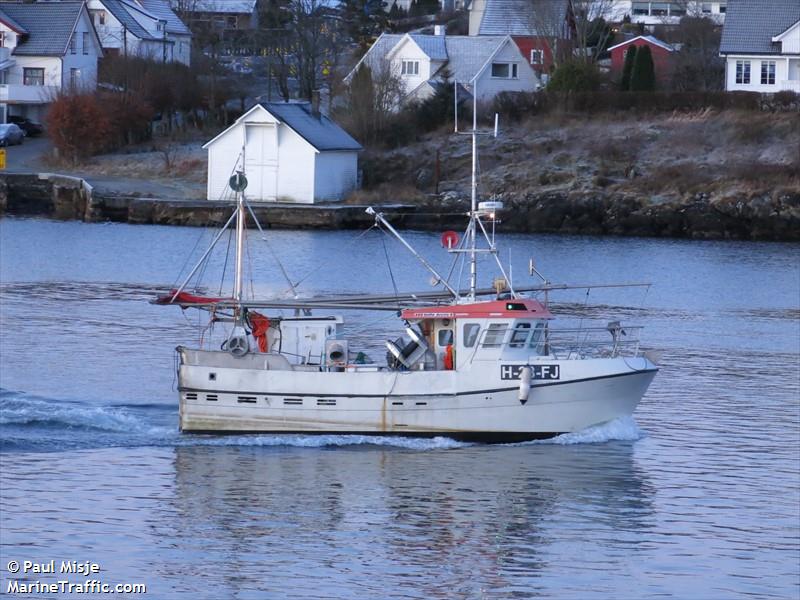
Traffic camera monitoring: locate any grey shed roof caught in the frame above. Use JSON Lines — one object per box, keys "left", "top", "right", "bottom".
{"left": 263, "top": 102, "right": 362, "bottom": 152}
{"left": 478, "top": 0, "right": 569, "bottom": 36}
{"left": 720, "top": 0, "right": 800, "bottom": 55}
{"left": 0, "top": 2, "right": 85, "bottom": 56}
{"left": 102, "top": 0, "right": 159, "bottom": 41}
{"left": 136, "top": 0, "right": 191, "bottom": 35}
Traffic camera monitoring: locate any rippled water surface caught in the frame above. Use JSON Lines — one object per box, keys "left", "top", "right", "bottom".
{"left": 1, "top": 218, "right": 798, "bottom": 599}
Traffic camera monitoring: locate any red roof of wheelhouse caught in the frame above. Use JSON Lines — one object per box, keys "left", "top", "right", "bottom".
{"left": 401, "top": 298, "right": 553, "bottom": 320}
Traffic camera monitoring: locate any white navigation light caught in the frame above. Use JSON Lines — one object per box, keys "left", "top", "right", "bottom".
{"left": 478, "top": 200, "right": 504, "bottom": 219}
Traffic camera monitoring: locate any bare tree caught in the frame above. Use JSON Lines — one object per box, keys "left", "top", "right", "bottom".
{"left": 525, "top": 0, "right": 574, "bottom": 69}
{"left": 334, "top": 60, "right": 404, "bottom": 145}
{"left": 570, "top": 0, "right": 616, "bottom": 63}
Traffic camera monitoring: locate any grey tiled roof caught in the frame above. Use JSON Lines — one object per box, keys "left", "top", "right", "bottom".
{"left": 443, "top": 35, "right": 508, "bottom": 82}
{"left": 720, "top": 0, "right": 800, "bottom": 55}
{"left": 263, "top": 102, "right": 362, "bottom": 152}
{"left": 135, "top": 0, "right": 191, "bottom": 35}
{"left": 410, "top": 34, "right": 447, "bottom": 60}
{"left": 356, "top": 33, "right": 512, "bottom": 84}
{"left": 102, "top": 0, "right": 159, "bottom": 41}
{"left": 478, "top": 0, "right": 569, "bottom": 37}
{"left": 0, "top": 1, "right": 84, "bottom": 56}
{"left": 0, "top": 7, "right": 27, "bottom": 34}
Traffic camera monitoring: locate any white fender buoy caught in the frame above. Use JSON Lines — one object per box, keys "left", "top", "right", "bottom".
{"left": 518, "top": 366, "right": 532, "bottom": 404}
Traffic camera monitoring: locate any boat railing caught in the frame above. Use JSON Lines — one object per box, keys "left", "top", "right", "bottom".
{"left": 544, "top": 325, "right": 644, "bottom": 359}
{"left": 480, "top": 324, "right": 644, "bottom": 359}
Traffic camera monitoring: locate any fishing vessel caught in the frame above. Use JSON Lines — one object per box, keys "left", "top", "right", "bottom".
{"left": 155, "top": 104, "right": 658, "bottom": 443}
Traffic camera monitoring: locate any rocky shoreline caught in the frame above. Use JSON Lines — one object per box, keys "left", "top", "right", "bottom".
{"left": 0, "top": 172, "right": 797, "bottom": 241}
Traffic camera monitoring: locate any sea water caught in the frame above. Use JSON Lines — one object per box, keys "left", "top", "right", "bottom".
{"left": 1, "top": 218, "right": 798, "bottom": 599}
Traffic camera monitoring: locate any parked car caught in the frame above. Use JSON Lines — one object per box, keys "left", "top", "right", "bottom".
{"left": 7, "top": 116, "right": 43, "bottom": 137}
{"left": 0, "top": 123, "right": 24, "bottom": 146}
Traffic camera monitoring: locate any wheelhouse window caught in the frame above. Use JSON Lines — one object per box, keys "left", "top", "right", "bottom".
{"left": 23, "top": 68, "right": 44, "bottom": 86}
{"left": 761, "top": 61, "right": 776, "bottom": 85}
{"left": 401, "top": 60, "right": 419, "bottom": 76}
{"left": 463, "top": 323, "right": 480, "bottom": 348}
{"left": 482, "top": 323, "right": 508, "bottom": 347}
{"left": 509, "top": 323, "right": 531, "bottom": 348}
{"left": 438, "top": 329, "right": 454, "bottom": 346}
{"left": 529, "top": 322, "right": 546, "bottom": 352}
{"left": 491, "top": 62, "right": 518, "bottom": 79}
{"left": 735, "top": 60, "right": 750, "bottom": 84}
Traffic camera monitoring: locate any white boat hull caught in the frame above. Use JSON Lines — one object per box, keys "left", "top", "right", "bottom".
{"left": 177, "top": 349, "right": 657, "bottom": 442}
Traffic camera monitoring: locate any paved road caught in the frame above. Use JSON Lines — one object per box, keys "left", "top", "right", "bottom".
{"left": 2, "top": 136, "right": 204, "bottom": 200}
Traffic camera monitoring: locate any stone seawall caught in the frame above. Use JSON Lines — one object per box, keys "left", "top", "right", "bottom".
{"left": 1, "top": 172, "right": 798, "bottom": 241}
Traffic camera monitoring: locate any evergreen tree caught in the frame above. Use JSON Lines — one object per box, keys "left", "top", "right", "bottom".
{"left": 629, "top": 44, "right": 656, "bottom": 91}
{"left": 620, "top": 45, "right": 636, "bottom": 91}
{"left": 341, "top": 0, "right": 388, "bottom": 53}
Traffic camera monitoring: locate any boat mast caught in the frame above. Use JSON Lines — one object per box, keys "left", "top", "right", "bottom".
{"left": 233, "top": 184, "right": 245, "bottom": 311}
{"left": 469, "top": 83, "right": 478, "bottom": 301}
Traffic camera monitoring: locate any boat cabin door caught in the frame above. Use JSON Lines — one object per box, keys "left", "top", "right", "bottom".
{"left": 433, "top": 319, "right": 455, "bottom": 370}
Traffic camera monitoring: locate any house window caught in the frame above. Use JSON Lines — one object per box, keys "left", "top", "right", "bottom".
{"left": 530, "top": 49, "right": 543, "bottom": 65}
{"left": 669, "top": 3, "right": 686, "bottom": 15}
{"left": 83, "top": 32, "right": 90, "bottom": 54}
{"left": 701, "top": 2, "right": 712, "bottom": 13}
{"left": 70, "top": 68, "right": 81, "bottom": 89}
{"left": 491, "top": 62, "right": 518, "bottom": 78}
{"left": 719, "top": 3, "right": 726, "bottom": 13}
{"left": 650, "top": 2, "right": 669, "bottom": 16}
{"left": 70, "top": 36, "right": 76, "bottom": 54}
{"left": 401, "top": 60, "right": 419, "bottom": 76}
{"left": 761, "top": 61, "right": 776, "bottom": 85}
{"left": 735, "top": 60, "right": 750, "bottom": 84}
{"left": 0, "top": 32, "right": 5, "bottom": 48}
{"left": 632, "top": 2, "right": 649, "bottom": 14}
{"left": 89, "top": 9, "right": 106, "bottom": 25}
{"left": 23, "top": 68, "right": 44, "bottom": 86}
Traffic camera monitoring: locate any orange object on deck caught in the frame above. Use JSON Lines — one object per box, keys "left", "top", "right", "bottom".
{"left": 444, "top": 344, "right": 454, "bottom": 370}
{"left": 249, "top": 312, "right": 270, "bottom": 353}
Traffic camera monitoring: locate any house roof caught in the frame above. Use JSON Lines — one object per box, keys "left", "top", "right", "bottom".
{"left": 0, "top": 7, "right": 27, "bottom": 34}
{"left": 204, "top": 102, "right": 362, "bottom": 152}
{"left": 102, "top": 0, "right": 160, "bottom": 41}
{"left": 188, "top": 0, "right": 258, "bottom": 14}
{"left": 0, "top": 2, "right": 85, "bottom": 56}
{"left": 263, "top": 102, "right": 362, "bottom": 152}
{"left": 720, "top": 0, "right": 800, "bottom": 55}
{"left": 477, "top": 0, "right": 569, "bottom": 37}
{"left": 135, "top": 0, "right": 191, "bottom": 35}
{"left": 608, "top": 35, "right": 674, "bottom": 53}
{"left": 354, "top": 33, "right": 517, "bottom": 84}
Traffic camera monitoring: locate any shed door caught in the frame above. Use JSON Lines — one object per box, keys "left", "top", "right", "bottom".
{"left": 244, "top": 124, "right": 278, "bottom": 201}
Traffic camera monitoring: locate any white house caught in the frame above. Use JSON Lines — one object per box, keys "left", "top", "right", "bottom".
{"left": 0, "top": 2, "right": 103, "bottom": 123}
{"left": 86, "top": 0, "right": 191, "bottom": 65}
{"left": 605, "top": 1, "right": 727, "bottom": 26}
{"left": 347, "top": 30, "right": 540, "bottom": 104}
{"left": 720, "top": 0, "right": 800, "bottom": 93}
{"left": 204, "top": 102, "right": 363, "bottom": 204}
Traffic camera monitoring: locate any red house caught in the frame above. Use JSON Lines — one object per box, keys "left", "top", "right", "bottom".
{"left": 608, "top": 35, "right": 675, "bottom": 87}
{"left": 469, "top": 0, "right": 574, "bottom": 75}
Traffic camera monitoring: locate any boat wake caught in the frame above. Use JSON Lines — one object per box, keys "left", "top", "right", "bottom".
{"left": 1, "top": 389, "right": 640, "bottom": 452}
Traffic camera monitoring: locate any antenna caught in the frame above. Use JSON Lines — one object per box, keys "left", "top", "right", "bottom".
{"left": 454, "top": 80, "right": 458, "bottom": 133}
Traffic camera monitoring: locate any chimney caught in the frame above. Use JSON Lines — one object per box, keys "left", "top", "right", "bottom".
{"left": 311, "top": 90, "right": 321, "bottom": 119}
{"left": 434, "top": 24, "right": 445, "bottom": 36}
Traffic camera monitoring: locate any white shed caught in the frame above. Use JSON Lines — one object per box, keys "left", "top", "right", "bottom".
{"left": 203, "top": 102, "right": 363, "bottom": 203}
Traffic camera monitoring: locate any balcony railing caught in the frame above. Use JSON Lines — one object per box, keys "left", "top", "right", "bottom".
{"left": 0, "top": 84, "right": 58, "bottom": 103}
